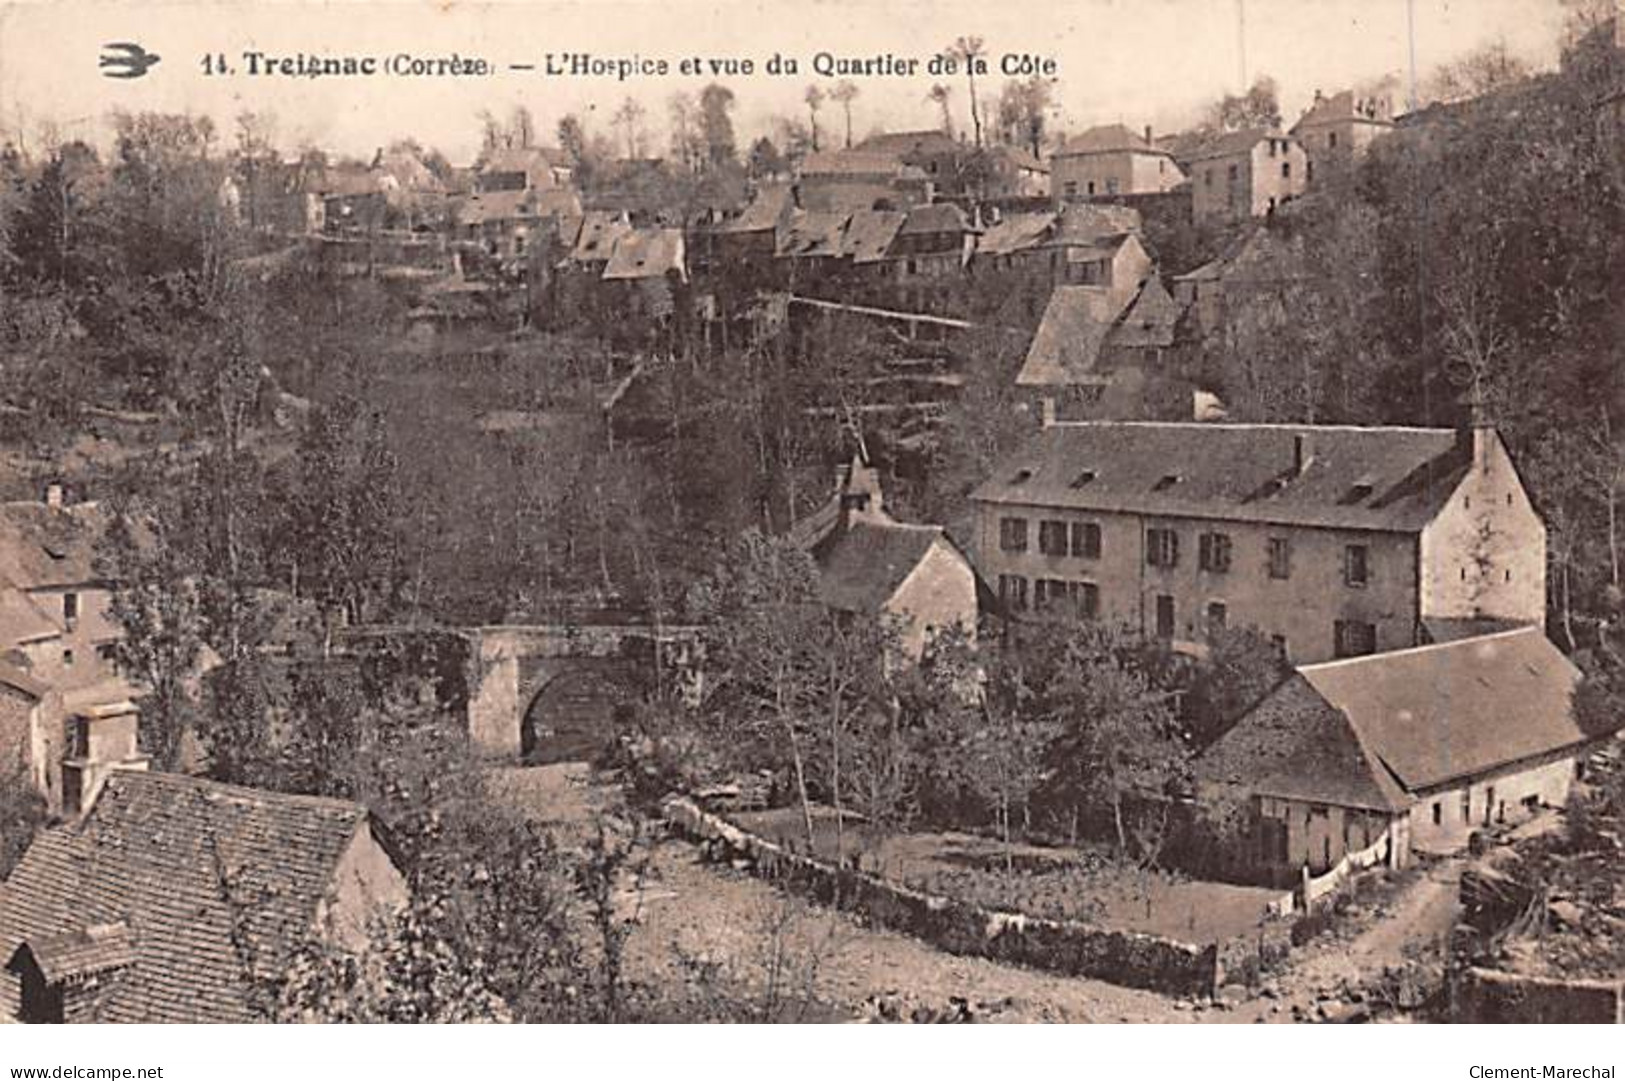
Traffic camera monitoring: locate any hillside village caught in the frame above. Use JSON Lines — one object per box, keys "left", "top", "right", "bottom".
{"left": 3, "top": 9, "right": 1625, "bottom": 1025}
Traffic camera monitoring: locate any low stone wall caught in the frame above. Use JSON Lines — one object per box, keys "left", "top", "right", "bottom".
{"left": 1456, "top": 967, "right": 1625, "bottom": 1024}
{"left": 664, "top": 797, "right": 1220, "bottom": 999}
{"left": 1214, "top": 917, "right": 1295, "bottom": 989}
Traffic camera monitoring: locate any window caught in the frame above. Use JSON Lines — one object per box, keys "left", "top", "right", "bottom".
{"left": 1227, "top": 163, "right": 1239, "bottom": 183}
{"left": 1086, "top": 180, "right": 1096, "bottom": 195}
{"left": 1268, "top": 537, "right": 1291, "bottom": 580}
{"left": 1281, "top": 161, "right": 1292, "bottom": 179}
{"left": 1155, "top": 595, "right": 1176, "bottom": 638}
{"left": 999, "top": 517, "right": 1029, "bottom": 553}
{"left": 62, "top": 648, "right": 74, "bottom": 667}
{"left": 1105, "top": 177, "right": 1120, "bottom": 195}
{"left": 1038, "top": 520, "right": 1069, "bottom": 556}
{"left": 998, "top": 574, "right": 1029, "bottom": 611}
{"left": 1077, "top": 582, "right": 1100, "bottom": 620}
{"left": 97, "top": 642, "right": 117, "bottom": 663}
{"left": 1271, "top": 634, "right": 1289, "bottom": 659}
{"left": 1461, "top": 789, "right": 1472, "bottom": 822}
{"left": 62, "top": 592, "right": 78, "bottom": 626}
{"left": 1036, "top": 579, "right": 1098, "bottom": 619}
{"left": 1146, "top": 528, "right": 1179, "bottom": 568}
{"left": 1329, "top": 131, "right": 1338, "bottom": 149}
{"left": 1431, "top": 802, "right": 1442, "bottom": 826}
{"left": 1206, "top": 601, "right": 1228, "bottom": 633}
{"left": 1034, "top": 578, "right": 1066, "bottom": 610}
{"left": 1071, "top": 521, "right": 1101, "bottom": 559}
{"left": 1344, "top": 544, "right": 1369, "bottom": 587}
{"left": 1198, "top": 532, "right": 1232, "bottom": 573}
{"left": 1334, "top": 619, "right": 1377, "bottom": 658}
{"left": 1205, "top": 169, "right": 1214, "bottom": 188}
{"left": 1064, "top": 180, "right": 1078, "bottom": 198}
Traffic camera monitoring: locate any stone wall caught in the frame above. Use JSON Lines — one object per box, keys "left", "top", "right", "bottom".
{"left": 1456, "top": 967, "right": 1624, "bottom": 1024}
{"left": 664, "top": 796, "right": 1221, "bottom": 998}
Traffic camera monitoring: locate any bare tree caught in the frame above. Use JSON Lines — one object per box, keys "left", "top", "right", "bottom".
{"left": 830, "top": 81, "right": 860, "bottom": 148}
{"left": 803, "top": 85, "right": 825, "bottom": 153}
{"left": 947, "top": 37, "right": 987, "bottom": 146}
{"left": 927, "top": 84, "right": 954, "bottom": 138}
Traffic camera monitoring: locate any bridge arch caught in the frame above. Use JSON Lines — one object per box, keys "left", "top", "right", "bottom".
{"left": 519, "top": 662, "right": 641, "bottom": 764}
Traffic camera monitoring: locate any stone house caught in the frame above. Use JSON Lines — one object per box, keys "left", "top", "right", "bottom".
{"left": 1051, "top": 124, "right": 1185, "bottom": 202}
{"left": 790, "top": 457, "right": 980, "bottom": 658}
{"left": 1181, "top": 129, "right": 1308, "bottom": 223}
{"left": 1195, "top": 627, "right": 1607, "bottom": 884}
{"left": 796, "top": 150, "right": 933, "bottom": 214}
{"left": 1289, "top": 90, "right": 1395, "bottom": 185}
{"left": 0, "top": 771, "right": 408, "bottom": 1022}
{"left": 969, "top": 422, "right": 1546, "bottom": 664}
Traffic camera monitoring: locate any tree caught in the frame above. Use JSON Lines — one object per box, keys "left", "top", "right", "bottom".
{"left": 1425, "top": 42, "right": 1533, "bottom": 104}
{"left": 699, "top": 84, "right": 737, "bottom": 168}
{"left": 1183, "top": 625, "right": 1288, "bottom": 748}
{"left": 1203, "top": 75, "right": 1282, "bottom": 132}
{"left": 995, "top": 76, "right": 1051, "bottom": 156}
{"left": 746, "top": 136, "right": 787, "bottom": 180}
{"left": 667, "top": 92, "right": 704, "bottom": 171}
{"left": 830, "top": 81, "right": 860, "bottom": 148}
{"left": 927, "top": 84, "right": 954, "bottom": 138}
{"left": 947, "top": 37, "right": 987, "bottom": 147}
{"left": 1042, "top": 621, "right": 1187, "bottom": 860}
{"left": 100, "top": 509, "right": 207, "bottom": 771}
{"left": 0, "top": 759, "right": 46, "bottom": 880}
{"left": 613, "top": 97, "right": 647, "bottom": 160}
{"left": 803, "top": 86, "right": 826, "bottom": 153}
{"left": 957, "top": 642, "right": 1055, "bottom": 878}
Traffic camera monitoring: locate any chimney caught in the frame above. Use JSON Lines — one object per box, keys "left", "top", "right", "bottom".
{"left": 59, "top": 701, "right": 148, "bottom": 818}
{"left": 1143, "top": 124, "right": 1154, "bottom": 147}
{"left": 1456, "top": 420, "right": 1495, "bottom": 474}
{"left": 44, "top": 483, "right": 63, "bottom": 509}
{"left": 1293, "top": 432, "right": 1315, "bottom": 476}
{"left": 1041, "top": 397, "right": 1057, "bottom": 428}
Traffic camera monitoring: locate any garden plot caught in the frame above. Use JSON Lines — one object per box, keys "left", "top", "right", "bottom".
{"left": 731, "top": 806, "right": 1281, "bottom": 946}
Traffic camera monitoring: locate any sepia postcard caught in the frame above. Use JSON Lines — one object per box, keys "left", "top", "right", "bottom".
{"left": 0, "top": 0, "right": 1622, "bottom": 1044}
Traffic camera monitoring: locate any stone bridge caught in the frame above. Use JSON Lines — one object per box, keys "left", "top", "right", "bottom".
{"left": 342, "top": 622, "right": 700, "bottom": 763}
{"left": 465, "top": 624, "right": 699, "bottom": 763}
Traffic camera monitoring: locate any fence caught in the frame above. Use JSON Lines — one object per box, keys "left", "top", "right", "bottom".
{"left": 663, "top": 796, "right": 1221, "bottom": 999}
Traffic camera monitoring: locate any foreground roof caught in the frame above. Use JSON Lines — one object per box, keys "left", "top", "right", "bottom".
{"left": 1015, "top": 286, "right": 1129, "bottom": 388}
{"left": 971, "top": 422, "right": 1476, "bottom": 532}
{"left": 1298, "top": 628, "right": 1591, "bottom": 793}
{"left": 0, "top": 771, "right": 381, "bottom": 1023}
{"left": 602, "top": 227, "right": 686, "bottom": 281}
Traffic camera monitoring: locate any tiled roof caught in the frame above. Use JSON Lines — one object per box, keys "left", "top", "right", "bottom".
{"left": 724, "top": 183, "right": 794, "bottom": 233}
{"left": 1057, "top": 124, "right": 1167, "bottom": 157}
{"left": 815, "top": 521, "right": 946, "bottom": 615}
{"left": 1196, "top": 674, "right": 1409, "bottom": 813}
{"left": 602, "top": 227, "right": 686, "bottom": 281}
{"left": 1051, "top": 203, "right": 1142, "bottom": 244}
{"left": 971, "top": 421, "right": 1477, "bottom": 532}
{"left": 0, "top": 771, "right": 383, "bottom": 1023}
{"left": 1015, "top": 286, "right": 1130, "bottom": 387}
{"left": 0, "top": 584, "right": 60, "bottom": 648}
{"left": 1299, "top": 628, "right": 1595, "bottom": 792}
{"left": 455, "top": 187, "right": 581, "bottom": 226}
{"left": 0, "top": 658, "right": 46, "bottom": 699}
{"left": 1292, "top": 90, "right": 1394, "bottom": 132}
{"left": 855, "top": 130, "right": 959, "bottom": 158}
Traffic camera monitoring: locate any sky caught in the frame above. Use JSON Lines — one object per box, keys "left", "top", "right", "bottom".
{"left": 0, "top": 0, "right": 1582, "bottom": 164}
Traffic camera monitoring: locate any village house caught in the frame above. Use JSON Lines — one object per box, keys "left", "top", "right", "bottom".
{"left": 886, "top": 203, "right": 979, "bottom": 312}
{"left": 969, "top": 422, "right": 1546, "bottom": 664}
{"left": 600, "top": 226, "right": 688, "bottom": 322}
{"left": 1172, "top": 224, "right": 1308, "bottom": 339}
{"left": 0, "top": 770, "right": 407, "bottom": 1022}
{"left": 1051, "top": 124, "right": 1186, "bottom": 202}
{"left": 795, "top": 150, "right": 933, "bottom": 214}
{"left": 790, "top": 456, "right": 980, "bottom": 658}
{"left": 1194, "top": 626, "right": 1610, "bottom": 885}
{"left": 1289, "top": 89, "right": 1395, "bottom": 185}
{"left": 1180, "top": 129, "right": 1309, "bottom": 223}
{"left": 474, "top": 146, "right": 573, "bottom": 193}
{"left": 985, "top": 145, "right": 1051, "bottom": 199}
{"left": 452, "top": 186, "right": 583, "bottom": 266}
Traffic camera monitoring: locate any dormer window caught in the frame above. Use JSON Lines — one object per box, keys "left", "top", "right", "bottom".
{"left": 1010, "top": 468, "right": 1034, "bottom": 485}
{"left": 1070, "top": 469, "right": 1097, "bottom": 488}
{"left": 1152, "top": 473, "right": 1180, "bottom": 492}
{"left": 63, "top": 592, "right": 79, "bottom": 628}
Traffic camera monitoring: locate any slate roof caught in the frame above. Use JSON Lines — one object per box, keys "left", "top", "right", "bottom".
{"left": 455, "top": 187, "right": 581, "bottom": 226}
{"left": 0, "top": 501, "right": 110, "bottom": 590}
{"left": 0, "top": 771, "right": 384, "bottom": 1023}
{"left": 1051, "top": 203, "right": 1142, "bottom": 244}
{"left": 1015, "top": 286, "right": 1130, "bottom": 387}
{"left": 724, "top": 183, "right": 794, "bottom": 233}
{"left": 1181, "top": 128, "right": 1286, "bottom": 163}
{"left": 799, "top": 150, "right": 907, "bottom": 178}
{"left": 1057, "top": 124, "right": 1168, "bottom": 156}
{"left": 842, "top": 210, "right": 908, "bottom": 263}
{"left": 1299, "top": 628, "right": 1594, "bottom": 793}
{"left": 1196, "top": 674, "right": 1410, "bottom": 813}
{"left": 1292, "top": 91, "right": 1393, "bottom": 132}
{"left": 975, "top": 211, "right": 1057, "bottom": 256}
{"left": 0, "top": 658, "right": 46, "bottom": 699}
{"left": 570, "top": 211, "right": 633, "bottom": 262}
{"left": 855, "top": 130, "right": 960, "bottom": 158}
{"left": 24, "top": 922, "right": 136, "bottom": 983}
{"left": 0, "top": 585, "right": 60, "bottom": 647}
{"left": 971, "top": 421, "right": 1478, "bottom": 533}
{"left": 898, "top": 203, "right": 973, "bottom": 236}
{"left": 1108, "top": 277, "right": 1184, "bottom": 349}
{"left": 815, "top": 521, "right": 946, "bottom": 615}
{"left": 778, "top": 211, "right": 850, "bottom": 258}
{"left": 602, "top": 227, "right": 686, "bottom": 281}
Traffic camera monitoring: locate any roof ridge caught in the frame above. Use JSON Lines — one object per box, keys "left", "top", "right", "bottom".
{"left": 103, "top": 770, "right": 370, "bottom": 816}
{"left": 1044, "top": 420, "right": 1460, "bottom": 435}
{"left": 1297, "top": 625, "right": 1541, "bottom": 673}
